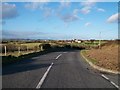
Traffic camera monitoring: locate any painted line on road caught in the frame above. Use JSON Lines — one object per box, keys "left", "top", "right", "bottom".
{"left": 101, "top": 74, "right": 109, "bottom": 80}
{"left": 36, "top": 62, "right": 54, "bottom": 89}
{"left": 101, "top": 74, "right": 119, "bottom": 89}
{"left": 63, "top": 52, "right": 67, "bottom": 53}
{"left": 55, "top": 54, "right": 62, "bottom": 60}
{"left": 110, "top": 81, "right": 119, "bottom": 89}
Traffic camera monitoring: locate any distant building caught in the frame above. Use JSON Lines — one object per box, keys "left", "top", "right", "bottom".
{"left": 74, "top": 39, "right": 82, "bottom": 43}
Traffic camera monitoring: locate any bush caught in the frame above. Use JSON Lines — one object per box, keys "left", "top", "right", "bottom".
{"left": 39, "top": 43, "right": 51, "bottom": 50}
{"left": 6, "top": 44, "right": 18, "bottom": 52}
{"left": 20, "top": 45, "right": 27, "bottom": 51}
{"left": 34, "top": 46, "right": 39, "bottom": 51}
{"left": 64, "top": 44, "right": 71, "bottom": 49}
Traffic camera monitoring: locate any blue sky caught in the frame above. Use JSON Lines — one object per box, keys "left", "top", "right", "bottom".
{"left": 1, "top": 1, "right": 119, "bottom": 40}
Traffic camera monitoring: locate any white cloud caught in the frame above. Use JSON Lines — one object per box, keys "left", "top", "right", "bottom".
{"left": 1, "top": 3, "right": 18, "bottom": 19}
{"left": 81, "top": 0, "right": 100, "bottom": 7}
{"left": 81, "top": 0, "right": 96, "bottom": 7}
{"left": 25, "top": 2, "right": 41, "bottom": 10}
{"left": 85, "top": 22, "right": 91, "bottom": 26}
{"left": 2, "top": 30, "right": 48, "bottom": 39}
{"left": 80, "top": 0, "right": 101, "bottom": 14}
{"left": 60, "top": 2, "right": 70, "bottom": 8}
{"left": 57, "top": 3, "right": 80, "bottom": 23}
{"left": 61, "top": 14, "right": 79, "bottom": 22}
{"left": 38, "top": 0, "right": 50, "bottom": 2}
{"left": 25, "top": 0, "right": 49, "bottom": 10}
{"left": 107, "top": 13, "right": 120, "bottom": 23}
{"left": 97, "top": 8, "right": 105, "bottom": 12}
{"left": 58, "top": 0, "right": 71, "bottom": 11}
{"left": 80, "top": 6, "right": 91, "bottom": 14}
{"left": 25, "top": 2, "right": 47, "bottom": 10}
{"left": 80, "top": 0, "right": 94, "bottom": 14}
{"left": 73, "top": 9, "right": 80, "bottom": 15}
{"left": 25, "top": 1, "right": 54, "bottom": 18}
{"left": 43, "top": 7, "right": 54, "bottom": 18}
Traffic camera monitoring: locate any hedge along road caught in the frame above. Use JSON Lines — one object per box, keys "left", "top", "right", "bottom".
{"left": 2, "top": 49, "right": 119, "bottom": 88}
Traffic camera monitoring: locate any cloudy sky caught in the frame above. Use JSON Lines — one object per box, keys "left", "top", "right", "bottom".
{"left": 1, "top": 0, "right": 119, "bottom": 40}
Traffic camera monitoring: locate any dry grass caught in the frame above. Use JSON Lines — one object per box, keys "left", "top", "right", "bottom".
{"left": 84, "top": 42, "right": 119, "bottom": 71}
{"left": 1, "top": 43, "right": 42, "bottom": 57}
{"left": 21, "top": 43, "right": 41, "bottom": 48}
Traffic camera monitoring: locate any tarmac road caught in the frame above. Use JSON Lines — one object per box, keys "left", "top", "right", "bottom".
{"left": 2, "top": 50, "right": 119, "bottom": 89}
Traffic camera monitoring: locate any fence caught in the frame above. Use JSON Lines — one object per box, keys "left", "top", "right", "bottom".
{"left": 0, "top": 44, "right": 43, "bottom": 56}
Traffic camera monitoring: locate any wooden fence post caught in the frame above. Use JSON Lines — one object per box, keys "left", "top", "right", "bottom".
{"left": 18, "top": 47, "right": 20, "bottom": 56}
{"left": 4, "top": 46, "right": 6, "bottom": 56}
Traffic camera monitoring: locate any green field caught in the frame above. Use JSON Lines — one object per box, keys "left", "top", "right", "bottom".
{"left": 70, "top": 40, "right": 107, "bottom": 47}
{"left": 1, "top": 41, "right": 107, "bottom": 57}
{"left": 21, "top": 43, "right": 41, "bottom": 48}
{"left": 1, "top": 43, "right": 42, "bottom": 57}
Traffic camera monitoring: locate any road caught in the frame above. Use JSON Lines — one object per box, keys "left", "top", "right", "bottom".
{"left": 2, "top": 50, "right": 119, "bottom": 88}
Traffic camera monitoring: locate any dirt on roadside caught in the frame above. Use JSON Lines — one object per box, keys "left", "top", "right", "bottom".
{"left": 85, "top": 41, "right": 119, "bottom": 71}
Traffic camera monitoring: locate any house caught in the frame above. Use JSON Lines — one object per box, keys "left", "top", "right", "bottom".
{"left": 74, "top": 39, "right": 82, "bottom": 43}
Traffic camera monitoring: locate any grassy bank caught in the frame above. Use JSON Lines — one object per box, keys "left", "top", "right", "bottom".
{"left": 81, "top": 50, "right": 97, "bottom": 64}
{"left": 81, "top": 41, "right": 119, "bottom": 71}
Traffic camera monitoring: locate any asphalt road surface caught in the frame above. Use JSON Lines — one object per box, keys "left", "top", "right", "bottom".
{"left": 2, "top": 50, "right": 119, "bottom": 88}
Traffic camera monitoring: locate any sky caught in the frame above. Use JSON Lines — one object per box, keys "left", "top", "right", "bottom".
{"left": 1, "top": 0, "right": 119, "bottom": 40}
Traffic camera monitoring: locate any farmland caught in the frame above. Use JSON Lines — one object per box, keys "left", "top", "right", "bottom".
{"left": 1, "top": 40, "right": 107, "bottom": 57}
{"left": 1, "top": 42, "right": 42, "bottom": 57}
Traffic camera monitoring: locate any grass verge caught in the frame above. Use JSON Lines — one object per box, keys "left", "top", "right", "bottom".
{"left": 81, "top": 50, "right": 97, "bottom": 64}
{"left": 81, "top": 50, "right": 120, "bottom": 74}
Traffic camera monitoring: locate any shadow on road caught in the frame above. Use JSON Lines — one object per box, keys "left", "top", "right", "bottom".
{"left": 2, "top": 63, "right": 51, "bottom": 75}
{"left": 2, "top": 47, "right": 85, "bottom": 75}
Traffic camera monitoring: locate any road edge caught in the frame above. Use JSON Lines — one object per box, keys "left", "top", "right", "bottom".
{"left": 80, "top": 50, "right": 120, "bottom": 75}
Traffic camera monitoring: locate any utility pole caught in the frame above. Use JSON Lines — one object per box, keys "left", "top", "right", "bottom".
{"left": 99, "top": 32, "right": 101, "bottom": 49}
{"left": 4, "top": 46, "right": 6, "bottom": 56}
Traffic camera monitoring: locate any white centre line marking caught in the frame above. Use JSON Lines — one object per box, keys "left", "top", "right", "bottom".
{"left": 36, "top": 63, "right": 54, "bottom": 89}
{"left": 63, "top": 52, "right": 67, "bottom": 53}
{"left": 55, "top": 54, "right": 62, "bottom": 60}
{"left": 101, "top": 74, "right": 119, "bottom": 89}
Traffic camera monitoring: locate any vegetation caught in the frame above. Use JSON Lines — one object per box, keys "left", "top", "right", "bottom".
{"left": 1, "top": 39, "right": 113, "bottom": 65}
{"left": 82, "top": 50, "right": 97, "bottom": 64}
{"left": 81, "top": 40, "right": 120, "bottom": 71}
{"left": 40, "top": 43, "right": 51, "bottom": 50}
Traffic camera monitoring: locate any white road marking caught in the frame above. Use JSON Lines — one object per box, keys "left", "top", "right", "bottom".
{"left": 101, "top": 74, "right": 119, "bottom": 89}
{"left": 101, "top": 74, "right": 109, "bottom": 80}
{"left": 63, "top": 52, "right": 67, "bottom": 53}
{"left": 110, "top": 81, "right": 119, "bottom": 89}
{"left": 55, "top": 54, "right": 62, "bottom": 60}
{"left": 36, "top": 63, "right": 54, "bottom": 89}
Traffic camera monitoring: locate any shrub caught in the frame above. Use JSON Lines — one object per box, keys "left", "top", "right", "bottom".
{"left": 64, "top": 44, "right": 71, "bottom": 49}
{"left": 34, "top": 46, "right": 39, "bottom": 51}
{"left": 39, "top": 43, "right": 51, "bottom": 50}
{"left": 6, "top": 44, "right": 18, "bottom": 52}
